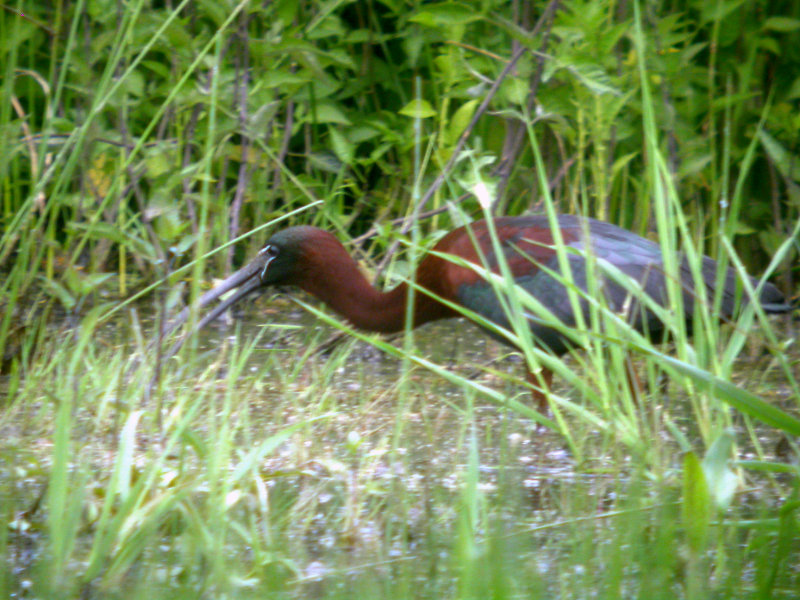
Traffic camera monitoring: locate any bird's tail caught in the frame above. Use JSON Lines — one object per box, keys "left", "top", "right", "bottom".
{"left": 758, "top": 282, "right": 797, "bottom": 314}
{"left": 761, "top": 301, "right": 796, "bottom": 314}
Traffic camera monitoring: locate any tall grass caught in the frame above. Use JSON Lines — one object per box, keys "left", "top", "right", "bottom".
{"left": 2, "top": 0, "right": 799, "bottom": 597}
{"left": 3, "top": 302, "right": 797, "bottom": 597}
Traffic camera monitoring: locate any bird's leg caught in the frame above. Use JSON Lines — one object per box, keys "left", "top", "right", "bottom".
{"left": 624, "top": 355, "right": 644, "bottom": 404}
{"left": 526, "top": 367, "right": 553, "bottom": 412}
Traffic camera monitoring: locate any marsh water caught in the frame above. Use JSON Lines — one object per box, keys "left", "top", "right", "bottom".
{"left": 2, "top": 295, "right": 798, "bottom": 598}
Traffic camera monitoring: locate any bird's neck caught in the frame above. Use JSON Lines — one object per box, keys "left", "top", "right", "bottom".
{"left": 299, "top": 258, "right": 408, "bottom": 333}
{"left": 332, "top": 280, "right": 411, "bottom": 334}
{"left": 298, "top": 239, "right": 448, "bottom": 334}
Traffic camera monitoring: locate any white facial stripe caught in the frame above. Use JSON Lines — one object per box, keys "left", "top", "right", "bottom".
{"left": 260, "top": 256, "right": 274, "bottom": 281}
{"left": 258, "top": 245, "right": 273, "bottom": 280}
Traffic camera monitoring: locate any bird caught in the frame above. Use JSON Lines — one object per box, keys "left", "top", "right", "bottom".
{"left": 161, "top": 215, "right": 791, "bottom": 406}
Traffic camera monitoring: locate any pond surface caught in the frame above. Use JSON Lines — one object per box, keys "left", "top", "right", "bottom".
{"left": 1, "top": 295, "right": 798, "bottom": 598}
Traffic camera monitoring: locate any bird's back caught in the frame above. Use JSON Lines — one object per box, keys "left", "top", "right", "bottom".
{"left": 423, "top": 215, "right": 786, "bottom": 354}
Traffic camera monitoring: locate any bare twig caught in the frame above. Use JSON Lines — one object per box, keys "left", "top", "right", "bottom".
{"left": 372, "top": 2, "right": 561, "bottom": 279}
{"left": 227, "top": 12, "right": 254, "bottom": 275}
{"left": 181, "top": 105, "right": 203, "bottom": 235}
{"left": 493, "top": 0, "right": 561, "bottom": 207}
{"left": 368, "top": 47, "right": 531, "bottom": 280}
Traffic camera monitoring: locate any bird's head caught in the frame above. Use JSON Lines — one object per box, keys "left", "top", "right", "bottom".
{"left": 159, "top": 226, "right": 337, "bottom": 350}
{"left": 256, "top": 226, "right": 322, "bottom": 286}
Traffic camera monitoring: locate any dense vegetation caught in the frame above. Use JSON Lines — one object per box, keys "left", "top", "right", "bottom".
{"left": 1, "top": 0, "right": 799, "bottom": 598}
{"left": 2, "top": 0, "right": 799, "bottom": 292}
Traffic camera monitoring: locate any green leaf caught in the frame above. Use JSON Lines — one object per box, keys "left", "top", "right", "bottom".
{"left": 758, "top": 229, "right": 793, "bottom": 257}
{"left": 700, "top": 0, "right": 747, "bottom": 23}
{"left": 759, "top": 129, "right": 800, "bottom": 183}
{"left": 369, "top": 142, "right": 394, "bottom": 163}
{"left": 328, "top": 127, "right": 354, "bottom": 166}
{"left": 408, "top": 2, "right": 481, "bottom": 27}
{"left": 67, "top": 222, "right": 128, "bottom": 244}
{"left": 261, "top": 70, "right": 312, "bottom": 89}
{"left": 682, "top": 451, "right": 712, "bottom": 554}
{"left": 677, "top": 153, "right": 712, "bottom": 179}
{"left": 153, "top": 209, "right": 184, "bottom": 242}
{"left": 141, "top": 60, "right": 171, "bottom": 79}
{"left": 644, "top": 352, "right": 800, "bottom": 436}
{"left": 737, "top": 460, "right": 800, "bottom": 475}
{"left": 763, "top": 17, "right": 800, "bottom": 32}
{"left": 87, "top": 0, "right": 116, "bottom": 22}
{"left": 758, "top": 36, "right": 780, "bottom": 55}
{"left": 346, "top": 125, "right": 380, "bottom": 144}
{"left": 402, "top": 34, "right": 426, "bottom": 67}
{"left": 732, "top": 222, "right": 757, "bottom": 235}
{"left": 169, "top": 233, "right": 198, "bottom": 257}
{"left": 38, "top": 276, "right": 76, "bottom": 310}
{"left": 306, "top": 14, "right": 346, "bottom": 40}
{"left": 399, "top": 99, "right": 437, "bottom": 119}
{"left": 308, "top": 150, "right": 344, "bottom": 173}
{"left": 120, "top": 70, "right": 145, "bottom": 98}
{"left": 569, "top": 63, "right": 621, "bottom": 96}
{"left": 787, "top": 76, "right": 800, "bottom": 99}
{"left": 313, "top": 103, "right": 351, "bottom": 125}
{"left": 711, "top": 91, "right": 759, "bottom": 109}
{"left": 445, "top": 99, "right": 479, "bottom": 146}
{"left": 501, "top": 78, "right": 529, "bottom": 106}
{"left": 0, "top": 20, "right": 36, "bottom": 55}
{"left": 274, "top": 0, "right": 299, "bottom": 27}
{"left": 246, "top": 103, "right": 280, "bottom": 138}
{"left": 701, "top": 429, "right": 738, "bottom": 510}
{"left": 610, "top": 152, "right": 638, "bottom": 178}
{"left": 64, "top": 270, "right": 114, "bottom": 297}
{"left": 144, "top": 147, "right": 172, "bottom": 178}
{"left": 114, "top": 412, "right": 142, "bottom": 500}
{"left": 434, "top": 52, "right": 457, "bottom": 82}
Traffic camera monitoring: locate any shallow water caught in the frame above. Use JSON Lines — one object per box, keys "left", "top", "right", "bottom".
{"left": 1, "top": 296, "right": 799, "bottom": 598}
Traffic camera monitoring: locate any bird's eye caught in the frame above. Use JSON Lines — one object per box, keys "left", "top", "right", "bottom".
{"left": 260, "top": 244, "right": 279, "bottom": 258}
{"left": 259, "top": 244, "right": 279, "bottom": 280}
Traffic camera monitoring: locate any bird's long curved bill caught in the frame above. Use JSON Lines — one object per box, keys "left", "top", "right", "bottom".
{"left": 158, "top": 254, "right": 269, "bottom": 359}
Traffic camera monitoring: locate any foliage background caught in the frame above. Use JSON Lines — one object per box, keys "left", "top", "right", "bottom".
{"left": 2, "top": 1, "right": 800, "bottom": 597}
{"left": 2, "top": 0, "right": 799, "bottom": 307}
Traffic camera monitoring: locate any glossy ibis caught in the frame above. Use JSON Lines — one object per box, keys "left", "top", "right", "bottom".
{"left": 162, "top": 215, "right": 790, "bottom": 405}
